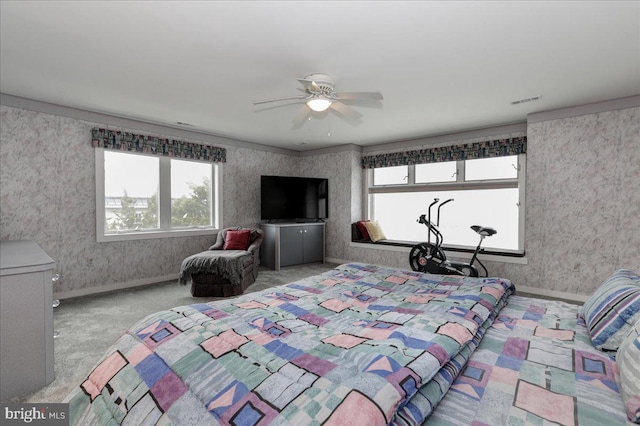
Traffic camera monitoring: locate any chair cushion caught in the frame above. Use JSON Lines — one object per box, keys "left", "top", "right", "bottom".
{"left": 617, "top": 320, "right": 640, "bottom": 423}
{"left": 224, "top": 229, "right": 251, "bottom": 250}
{"left": 580, "top": 269, "right": 640, "bottom": 351}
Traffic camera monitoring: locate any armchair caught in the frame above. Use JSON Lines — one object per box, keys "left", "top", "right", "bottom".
{"left": 179, "top": 227, "right": 264, "bottom": 297}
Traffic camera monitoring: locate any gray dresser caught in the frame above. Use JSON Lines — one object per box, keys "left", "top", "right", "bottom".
{"left": 0, "top": 240, "right": 55, "bottom": 401}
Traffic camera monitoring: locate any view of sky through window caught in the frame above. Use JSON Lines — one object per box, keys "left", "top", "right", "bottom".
{"left": 371, "top": 156, "right": 521, "bottom": 251}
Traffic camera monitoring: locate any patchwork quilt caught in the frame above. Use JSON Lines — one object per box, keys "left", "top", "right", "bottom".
{"left": 65, "top": 263, "right": 514, "bottom": 425}
{"left": 427, "top": 295, "right": 629, "bottom": 426}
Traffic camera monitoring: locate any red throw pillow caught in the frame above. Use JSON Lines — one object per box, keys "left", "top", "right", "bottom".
{"left": 223, "top": 229, "right": 251, "bottom": 250}
{"left": 356, "top": 220, "right": 371, "bottom": 240}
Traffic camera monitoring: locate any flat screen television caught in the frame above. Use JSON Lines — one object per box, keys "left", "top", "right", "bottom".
{"left": 261, "top": 175, "right": 328, "bottom": 221}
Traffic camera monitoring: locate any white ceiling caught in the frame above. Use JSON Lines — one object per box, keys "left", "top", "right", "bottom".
{"left": 1, "top": 1, "right": 639, "bottom": 151}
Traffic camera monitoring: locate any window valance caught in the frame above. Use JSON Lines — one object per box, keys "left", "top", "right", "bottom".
{"left": 91, "top": 128, "right": 226, "bottom": 163}
{"left": 362, "top": 136, "right": 526, "bottom": 169}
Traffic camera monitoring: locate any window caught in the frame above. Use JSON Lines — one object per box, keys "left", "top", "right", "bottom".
{"left": 96, "top": 149, "right": 221, "bottom": 241}
{"left": 367, "top": 154, "right": 525, "bottom": 254}
{"left": 415, "top": 162, "right": 457, "bottom": 183}
{"left": 465, "top": 156, "right": 517, "bottom": 181}
{"left": 373, "top": 165, "right": 408, "bottom": 185}
{"left": 170, "top": 160, "right": 214, "bottom": 228}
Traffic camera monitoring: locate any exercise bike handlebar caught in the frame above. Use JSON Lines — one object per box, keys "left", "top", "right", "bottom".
{"left": 417, "top": 198, "right": 451, "bottom": 246}
{"left": 436, "top": 198, "right": 454, "bottom": 226}
{"left": 428, "top": 198, "right": 439, "bottom": 227}
{"left": 425, "top": 198, "right": 440, "bottom": 243}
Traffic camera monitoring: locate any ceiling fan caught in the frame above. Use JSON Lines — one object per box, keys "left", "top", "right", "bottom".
{"left": 253, "top": 73, "right": 383, "bottom": 129}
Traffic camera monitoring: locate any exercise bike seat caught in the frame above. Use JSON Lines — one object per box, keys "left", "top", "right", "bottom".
{"left": 471, "top": 225, "right": 497, "bottom": 237}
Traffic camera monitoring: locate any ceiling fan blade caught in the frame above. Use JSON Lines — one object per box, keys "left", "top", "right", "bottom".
{"left": 253, "top": 102, "right": 305, "bottom": 113}
{"left": 291, "top": 105, "right": 310, "bottom": 129}
{"left": 253, "top": 95, "right": 306, "bottom": 105}
{"left": 334, "top": 91, "right": 383, "bottom": 100}
{"left": 338, "top": 99, "right": 384, "bottom": 110}
{"left": 330, "top": 101, "right": 363, "bottom": 120}
{"left": 297, "top": 78, "right": 322, "bottom": 93}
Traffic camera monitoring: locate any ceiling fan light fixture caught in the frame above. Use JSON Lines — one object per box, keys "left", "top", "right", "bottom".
{"left": 307, "top": 96, "right": 332, "bottom": 112}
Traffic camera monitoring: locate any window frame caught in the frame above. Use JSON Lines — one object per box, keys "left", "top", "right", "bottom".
{"left": 95, "top": 148, "right": 223, "bottom": 242}
{"left": 366, "top": 153, "right": 526, "bottom": 255}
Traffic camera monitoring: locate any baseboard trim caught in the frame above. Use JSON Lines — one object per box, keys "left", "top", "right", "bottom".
{"left": 328, "top": 257, "right": 587, "bottom": 304}
{"left": 516, "top": 285, "right": 588, "bottom": 304}
{"left": 326, "top": 257, "right": 349, "bottom": 265}
{"left": 54, "top": 273, "right": 179, "bottom": 300}
{"left": 53, "top": 269, "right": 587, "bottom": 305}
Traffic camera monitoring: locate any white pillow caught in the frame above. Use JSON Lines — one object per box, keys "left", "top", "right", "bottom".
{"left": 364, "top": 221, "right": 387, "bottom": 242}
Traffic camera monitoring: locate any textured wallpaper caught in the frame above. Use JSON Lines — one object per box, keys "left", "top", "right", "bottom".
{"left": 489, "top": 107, "right": 640, "bottom": 295}
{"left": 300, "top": 150, "right": 354, "bottom": 259}
{"left": 218, "top": 144, "right": 302, "bottom": 229}
{"left": 301, "top": 109, "right": 639, "bottom": 297}
{"left": 0, "top": 106, "right": 298, "bottom": 294}
{"left": 1, "top": 104, "right": 638, "bottom": 297}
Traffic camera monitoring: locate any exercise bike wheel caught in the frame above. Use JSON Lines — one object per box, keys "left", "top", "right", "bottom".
{"left": 409, "top": 243, "right": 446, "bottom": 273}
{"left": 456, "top": 264, "right": 479, "bottom": 277}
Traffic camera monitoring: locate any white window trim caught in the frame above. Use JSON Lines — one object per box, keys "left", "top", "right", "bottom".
{"left": 364, "top": 153, "right": 526, "bottom": 255}
{"left": 95, "top": 148, "right": 223, "bottom": 242}
{"left": 349, "top": 241, "right": 528, "bottom": 265}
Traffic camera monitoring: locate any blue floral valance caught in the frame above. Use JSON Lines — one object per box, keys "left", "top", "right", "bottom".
{"left": 362, "top": 136, "right": 526, "bottom": 168}
{"left": 91, "top": 128, "right": 226, "bottom": 163}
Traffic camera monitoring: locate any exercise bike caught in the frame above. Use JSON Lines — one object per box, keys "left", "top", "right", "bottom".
{"left": 409, "top": 198, "right": 497, "bottom": 277}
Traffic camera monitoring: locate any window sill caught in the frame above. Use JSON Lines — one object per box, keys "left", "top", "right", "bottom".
{"left": 97, "top": 227, "right": 218, "bottom": 242}
{"left": 349, "top": 241, "right": 528, "bottom": 265}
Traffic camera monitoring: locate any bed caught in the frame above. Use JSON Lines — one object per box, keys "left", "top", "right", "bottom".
{"left": 418, "top": 296, "right": 630, "bottom": 425}
{"left": 64, "top": 263, "right": 639, "bottom": 425}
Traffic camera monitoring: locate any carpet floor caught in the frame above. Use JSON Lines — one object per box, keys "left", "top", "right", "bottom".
{"left": 7, "top": 262, "right": 338, "bottom": 404}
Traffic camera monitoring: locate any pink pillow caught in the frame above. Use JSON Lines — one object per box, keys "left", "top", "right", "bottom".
{"left": 223, "top": 229, "right": 251, "bottom": 250}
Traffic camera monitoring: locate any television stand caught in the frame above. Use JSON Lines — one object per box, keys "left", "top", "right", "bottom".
{"left": 259, "top": 222, "right": 325, "bottom": 271}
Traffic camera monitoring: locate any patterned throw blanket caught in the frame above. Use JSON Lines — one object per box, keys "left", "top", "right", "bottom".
{"left": 178, "top": 249, "right": 251, "bottom": 285}
{"left": 428, "top": 296, "right": 629, "bottom": 426}
{"left": 66, "top": 263, "right": 514, "bottom": 425}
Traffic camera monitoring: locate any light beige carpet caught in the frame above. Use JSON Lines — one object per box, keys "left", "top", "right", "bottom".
{"left": 7, "top": 263, "right": 338, "bottom": 404}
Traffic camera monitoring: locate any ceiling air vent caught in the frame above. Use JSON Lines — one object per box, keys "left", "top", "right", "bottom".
{"left": 511, "top": 95, "right": 541, "bottom": 105}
